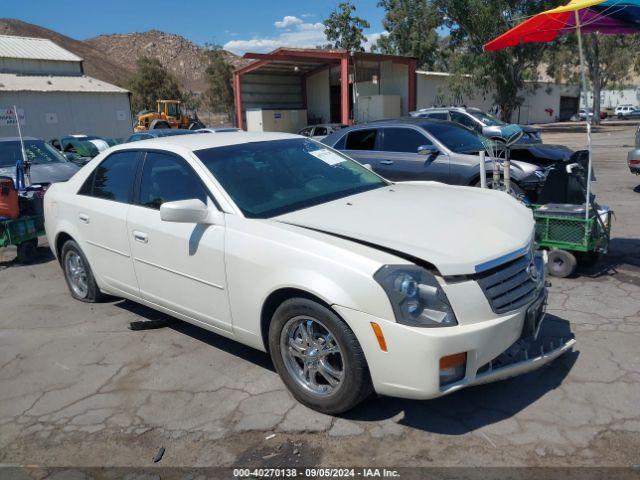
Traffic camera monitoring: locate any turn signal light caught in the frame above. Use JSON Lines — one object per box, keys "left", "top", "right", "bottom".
{"left": 439, "top": 352, "right": 467, "bottom": 386}
{"left": 370, "top": 322, "right": 388, "bottom": 352}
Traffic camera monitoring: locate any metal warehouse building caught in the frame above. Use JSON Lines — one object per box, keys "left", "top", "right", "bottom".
{"left": 233, "top": 48, "right": 417, "bottom": 131}
{"left": 233, "top": 47, "right": 580, "bottom": 131}
{"left": 0, "top": 35, "right": 132, "bottom": 140}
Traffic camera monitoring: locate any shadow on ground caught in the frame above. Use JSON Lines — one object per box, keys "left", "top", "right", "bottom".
{"left": 115, "top": 299, "right": 276, "bottom": 372}
{"left": 116, "top": 300, "right": 577, "bottom": 435}
{"left": 342, "top": 314, "right": 577, "bottom": 434}
{"left": 0, "top": 246, "right": 55, "bottom": 270}
{"left": 576, "top": 237, "right": 640, "bottom": 280}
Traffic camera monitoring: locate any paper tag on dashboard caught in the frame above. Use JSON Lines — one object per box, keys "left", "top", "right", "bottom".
{"left": 309, "top": 149, "right": 345, "bottom": 166}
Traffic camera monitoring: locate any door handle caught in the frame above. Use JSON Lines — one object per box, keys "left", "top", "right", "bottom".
{"left": 380, "top": 160, "right": 394, "bottom": 165}
{"left": 133, "top": 231, "right": 148, "bottom": 244}
{"left": 78, "top": 213, "right": 90, "bottom": 224}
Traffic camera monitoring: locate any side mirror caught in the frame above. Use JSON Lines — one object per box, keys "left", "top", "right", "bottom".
{"left": 417, "top": 145, "right": 439, "bottom": 156}
{"left": 160, "top": 199, "right": 211, "bottom": 224}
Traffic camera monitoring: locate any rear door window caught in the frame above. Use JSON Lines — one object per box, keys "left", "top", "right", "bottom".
{"left": 79, "top": 151, "right": 139, "bottom": 203}
{"left": 345, "top": 129, "right": 378, "bottom": 151}
{"left": 382, "top": 128, "right": 431, "bottom": 153}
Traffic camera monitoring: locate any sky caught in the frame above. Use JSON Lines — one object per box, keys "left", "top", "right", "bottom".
{"left": 4, "top": 0, "right": 387, "bottom": 55}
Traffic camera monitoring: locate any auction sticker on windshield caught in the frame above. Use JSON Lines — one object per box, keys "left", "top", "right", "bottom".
{"left": 310, "top": 148, "right": 345, "bottom": 165}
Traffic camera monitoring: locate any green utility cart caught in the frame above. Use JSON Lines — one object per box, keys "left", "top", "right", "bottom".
{"left": 533, "top": 204, "right": 612, "bottom": 278}
{"left": 0, "top": 214, "right": 45, "bottom": 263}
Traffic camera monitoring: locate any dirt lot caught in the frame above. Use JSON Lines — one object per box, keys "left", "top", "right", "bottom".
{"left": 1, "top": 123, "right": 639, "bottom": 472}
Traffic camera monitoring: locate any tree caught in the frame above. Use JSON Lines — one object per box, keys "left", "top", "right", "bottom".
{"left": 203, "top": 45, "right": 235, "bottom": 121}
{"left": 324, "top": 1, "right": 370, "bottom": 52}
{"left": 127, "top": 56, "right": 182, "bottom": 113}
{"left": 181, "top": 90, "right": 202, "bottom": 113}
{"left": 374, "top": 0, "right": 442, "bottom": 70}
{"left": 433, "top": 0, "right": 556, "bottom": 121}
{"left": 546, "top": 34, "right": 640, "bottom": 124}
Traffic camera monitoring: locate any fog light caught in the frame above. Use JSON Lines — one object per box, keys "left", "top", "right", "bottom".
{"left": 439, "top": 352, "right": 467, "bottom": 386}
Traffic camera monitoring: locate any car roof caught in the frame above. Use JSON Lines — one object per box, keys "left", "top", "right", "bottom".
{"left": 0, "top": 136, "right": 40, "bottom": 142}
{"left": 365, "top": 117, "right": 452, "bottom": 127}
{"left": 415, "top": 106, "right": 473, "bottom": 112}
{"left": 114, "top": 131, "right": 301, "bottom": 152}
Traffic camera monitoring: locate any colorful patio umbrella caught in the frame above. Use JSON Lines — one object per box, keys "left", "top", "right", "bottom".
{"left": 484, "top": 0, "right": 640, "bottom": 51}
{"left": 483, "top": 0, "right": 640, "bottom": 219}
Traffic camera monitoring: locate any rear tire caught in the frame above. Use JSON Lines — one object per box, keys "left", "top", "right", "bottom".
{"left": 150, "top": 120, "right": 171, "bottom": 130}
{"left": 547, "top": 249, "right": 577, "bottom": 278}
{"left": 61, "top": 240, "right": 106, "bottom": 303}
{"left": 268, "top": 298, "right": 373, "bottom": 414}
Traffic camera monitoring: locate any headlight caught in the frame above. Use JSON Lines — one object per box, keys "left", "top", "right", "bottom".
{"left": 374, "top": 265, "right": 458, "bottom": 327}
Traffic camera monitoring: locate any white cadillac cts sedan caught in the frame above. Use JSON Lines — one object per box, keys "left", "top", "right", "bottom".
{"left": 44, "top": 132, "right": 574, "bottom": 413}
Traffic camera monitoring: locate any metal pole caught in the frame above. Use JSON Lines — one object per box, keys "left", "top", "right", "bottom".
{"left": 13, "top": 105, "right": 30, "bottom": 188}
{"left": 575, "top": 12, "right": 593, "bottom": 221}
{"left": 504, "top": 146, "right": 511, "bottom": 193}
{"left": 479, "top": 150, "right": 487, "bottom": 188}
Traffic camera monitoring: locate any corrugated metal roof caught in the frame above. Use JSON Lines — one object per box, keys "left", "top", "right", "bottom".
{"left": 0, "top": 73, "right": 128, "bottom": 93}
{"left": 0, "top": 35, "right": 82, "bottom": 62}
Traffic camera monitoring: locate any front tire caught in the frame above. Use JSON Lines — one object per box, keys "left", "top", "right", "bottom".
{"left": 61, "top": 240, "right": 106, "bottom": 303}
{"left": 268, "top": 298, "right": 373, "bottom": 414}
{"left": 474, "top": 179, "right": 527, "bottom": 200}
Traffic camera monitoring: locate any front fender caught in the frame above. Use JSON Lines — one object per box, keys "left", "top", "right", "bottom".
{"left": 223, "top": 217, "right": 398, "bottom": 350}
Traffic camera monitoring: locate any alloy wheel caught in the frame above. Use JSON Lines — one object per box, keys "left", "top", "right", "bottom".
{"left": 65, "top": 251, "right": 88, "bottom": 298}
{"left": 280, "top": 316, "right": 344, "bottom": 397}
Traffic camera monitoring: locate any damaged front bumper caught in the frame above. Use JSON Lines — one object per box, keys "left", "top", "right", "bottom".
{"left": 471, "top": 335, "right": 576, "bottom": 387}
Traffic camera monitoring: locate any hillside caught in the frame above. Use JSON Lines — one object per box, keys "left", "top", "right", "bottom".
{"left": 86, "top": 30, "right": 247, "bottom": 92}
{"left": 0, "top": 19, "right": 248, "bottom": 92}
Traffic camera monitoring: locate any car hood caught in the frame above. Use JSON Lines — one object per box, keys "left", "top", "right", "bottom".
{"left": 519, "top": 125, "right": 540, "bottom": 134}
{"left": 453, "top": 153, "right": 543, "bottom": 178}
{"left": 275, "top": 182, "right": 534, "bottom": 276}
{"left": 510, "top": 144, "right": 573, "bottom": 162}
{"left": 0, "top": 162, "right": 80, "bottom": 185}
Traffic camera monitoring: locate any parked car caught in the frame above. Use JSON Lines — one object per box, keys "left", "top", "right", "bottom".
{"left": 196, "top": 127, "right": 243, "bottom": 133}
{"left": 628, "top": 125, "right": 640, "bottom": 175}
{"left": 298, "top": 123, "right": 348, "bottom": 140}
{"left": 322, "top": 118, "right": 548, "bottom": 200}
{"left": 619, "top": 108, "right": 640, "bottom": 121}
{"left": 570, "top": 108, "right": 607, "bottom": 121}
{"left": 409, "top": 107, "right": 542, "bottom": 144}
{"left": 615, "top": 104, "right": 638, "bottom": 118}
{"left": 50, "top": 135, "right": 119, "bottom": 165}
{"left": 124, "top": 128, "right": 197, "bottom": 143}
{"left": 0, "top": 137, "right": 80, "bottom": 186}
{"left": 44, "top": 132, "right": 571, "bottom": 414}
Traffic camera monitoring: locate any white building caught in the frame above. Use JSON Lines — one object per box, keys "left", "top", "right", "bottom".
{"left": 582, "top": 87, "right": 640, "bottom": 110}
{"left": 0, "top": 35, "right": 132, "bottom": 140}
{"left": 416, "top": 71, "right": 581, "bottom": 124}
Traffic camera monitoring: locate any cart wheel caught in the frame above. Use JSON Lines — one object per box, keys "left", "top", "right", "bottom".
{"left": 17, "top": 238, "right": 38, "bottom": 263}
{"left": 547, "top": 249, "right": 577, "bottom": 278}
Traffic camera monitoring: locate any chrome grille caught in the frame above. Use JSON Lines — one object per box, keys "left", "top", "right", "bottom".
{"left": 476, "top": 253, "right": 542, "bottom": 314}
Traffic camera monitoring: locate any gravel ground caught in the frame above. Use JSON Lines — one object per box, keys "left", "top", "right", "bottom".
{"left": 0, "top": 123, "right": 639, "bottom": 473}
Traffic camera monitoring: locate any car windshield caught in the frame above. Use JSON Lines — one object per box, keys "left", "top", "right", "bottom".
{"left": 468, "top": 110, "right": 505, "bottom": 126}
{"left": 0, "top": 140, "right": 68, "bottom": 168}
{"left": 195, "top": 138, "right": 387, "bottom": 218}
{"left": 421, "top": 123, "right": 487, "bottom": 154}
